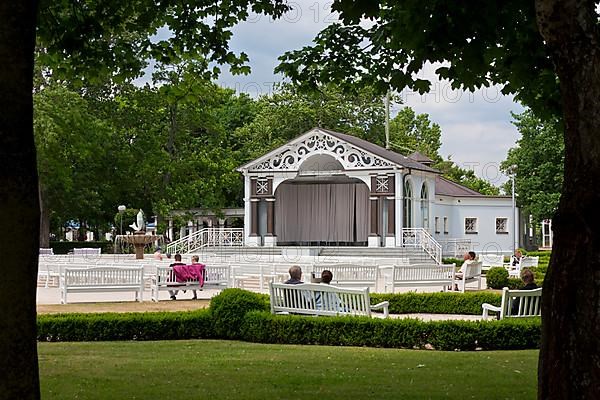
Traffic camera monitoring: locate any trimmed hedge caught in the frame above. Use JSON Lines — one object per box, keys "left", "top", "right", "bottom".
{"left": 37, "top": 310, "right": 214, "bottom": 342}
{"left": 209, "top": 288, "right": 270, "bottom": 339}
{"left": 49, "top": 241, "right": 114, "bottom": 255}
{"left": 37, "top": 290, "right": 540, "bottom": 351}
{"left": 241, "top": 311, "right": 541, "bottom": 351}
{"left": 370, "top": 292, "right": 502, "bottom": 315}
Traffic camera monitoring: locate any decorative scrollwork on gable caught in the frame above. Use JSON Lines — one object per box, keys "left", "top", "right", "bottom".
{"left": 249, "top": 132, "right": 394, "bottom": 171}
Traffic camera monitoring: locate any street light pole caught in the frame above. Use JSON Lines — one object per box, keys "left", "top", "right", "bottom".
{"left": 511, "top": 175, "right": 517, "bottom": 254}
{"left": 118, "top": 205, "right": 126, "bottom": 235}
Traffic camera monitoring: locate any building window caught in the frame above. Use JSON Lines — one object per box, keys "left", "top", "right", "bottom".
{"left": 465, "top": 218, "right": 478, "bottom": 234}
{"left": 420, "top": 183, "right": 429, "bottom": 229}
{"left": 435, "top": 217, "right": 440, "bottom": 234}
{"left": 496, "top": 217, "right": 508, "bottom": 234}
{"left": 443, "top": 217, "right": 448, "bottom": 234}
{"left": 403, "top": 180, "right": 413, "bottom": 228}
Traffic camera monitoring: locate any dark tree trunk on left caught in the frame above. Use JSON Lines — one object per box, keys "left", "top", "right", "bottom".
{"left": 0, "top": 2, "right": 40, "bottom": 399}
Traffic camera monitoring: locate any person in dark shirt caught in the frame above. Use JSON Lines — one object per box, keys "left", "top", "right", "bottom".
{"left": 510, "top": 268, "right": 538, "bottom": 315}
{"left": 284, "top": 265, "right": 303, "bottom": 284}
{"left": 168, "top": 253, "right": 185, "bottom": 300}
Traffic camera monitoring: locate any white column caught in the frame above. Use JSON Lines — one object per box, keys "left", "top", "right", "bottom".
{"left": 395, "top": 171, "right": 404, "bottom": 246}
{"left": 167, "top": 219, "right": 174, "bottom": 241}
{"left": 243, "top": 172, "right": 251, "bottom": 245}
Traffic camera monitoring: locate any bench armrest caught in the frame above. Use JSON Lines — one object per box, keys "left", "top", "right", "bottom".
{"left": 371, "top": 301, "right": 390, "bottom": 318}
{"left": 482, "top": 303, "right": 501, "bottom": 320}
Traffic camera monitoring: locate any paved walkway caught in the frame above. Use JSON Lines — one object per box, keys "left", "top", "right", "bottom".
{"left": 36, "top": 286, "right": 484, "bottom": 321}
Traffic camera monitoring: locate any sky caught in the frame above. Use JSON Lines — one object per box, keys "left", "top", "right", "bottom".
{"left": 215, "top": 1, "right": 524, "bottom": 186}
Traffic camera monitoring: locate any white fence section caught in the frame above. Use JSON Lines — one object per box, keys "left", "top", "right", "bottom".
{"left": 438, "top": 238, "right": 472, "bottom": 257}
{"left": 401, "top": 228, "right": 442, "bottom": 264}
{"left": 166, "top": 228, "right": 244, "bottom": 255}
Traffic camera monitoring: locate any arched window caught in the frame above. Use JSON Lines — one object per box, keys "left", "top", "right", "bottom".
{"left": 421, "top": 183, "right": 429, "bottom": 229}
{"left": 403, "top": 180, "right": 413, "bottom": 228}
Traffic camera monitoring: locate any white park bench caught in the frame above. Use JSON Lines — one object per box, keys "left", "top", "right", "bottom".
{"left": 456, "top": 261, "right": 483, "bottom": 293}
{"left": 481, "top": 287, "right": 542, "bottom": 319}
{"left": 269, "top": 282, "right": 389, "bottom": 318}
{"left": 39, "top": 248, "right": 54, "bottom": 256}
{"left": 480, "top": 254, "right": 505, "bottom": 271}
{"left": 508, "top": 256, "right": 539, "bottom": 278}
{"left": 151, "top": 265, "right": 230, "bottom": 301}
{"left": 387, "top": 263, "right": 456, "bottom": 292}
{"left": 60, "top": 266, "right": 144, "bottom": 304}
{"left": 72, "top": 248, "right": 102, "bottom": 256}
{"left": 310, "top": 263, "right": 380, "bottom": 290}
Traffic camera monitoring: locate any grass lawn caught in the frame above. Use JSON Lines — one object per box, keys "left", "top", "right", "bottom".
{"left": 39, "top": 340, "right": 537, "bottom": 399}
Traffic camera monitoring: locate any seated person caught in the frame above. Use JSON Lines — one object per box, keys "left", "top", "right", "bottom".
{"left": 453, "top": 251, "right": 476, "bottom": 290}
{"left": 168, "top": 253, "right": 185, "bottom": 301}
{"left": 284, "top": 265, "right": 303, "bottom": 284}
{"left": 510, "top": 249, "right": 523, "bottom": 267}
{"left": 153, "top": 246, "right": 163, "bottom": 261}
{"left": 510, "top": 268, "right": 538, "bottom": 316}
{"left": 315, "top": 270, "right": 343, "bottom": 311}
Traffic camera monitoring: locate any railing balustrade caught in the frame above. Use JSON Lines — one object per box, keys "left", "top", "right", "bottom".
{"left": 166, "top": 228, "right": 244, "bottom": 255}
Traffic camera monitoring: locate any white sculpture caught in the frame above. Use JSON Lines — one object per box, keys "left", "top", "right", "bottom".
{"left": 129, "top": 209, "right": 146, "bottom": 232}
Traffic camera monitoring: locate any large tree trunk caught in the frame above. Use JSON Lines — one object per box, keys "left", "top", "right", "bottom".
{"left": 39, "top": 186, "right": 50, "bottom": 247}
{"left": 0, "top": 1, "right": 40, "bottom": 399}
{"left": 535, "top": 0, "right": 600, "bottom": 398}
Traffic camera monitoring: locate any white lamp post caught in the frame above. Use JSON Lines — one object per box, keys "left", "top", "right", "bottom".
{"left": 118, "top": 205, "right": 126, "bottom": 235}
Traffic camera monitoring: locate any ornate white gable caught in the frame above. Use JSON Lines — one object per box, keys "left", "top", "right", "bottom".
{"left": 244, "top": 130, "right": 395, "bottom": 172}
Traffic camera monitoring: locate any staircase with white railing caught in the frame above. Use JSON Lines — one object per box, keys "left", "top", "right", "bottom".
{"left": 400, "top": 228, "right": 442, "bottom": 264}
{"left": 166, "top": 228, "right": 244, "bottom": 255}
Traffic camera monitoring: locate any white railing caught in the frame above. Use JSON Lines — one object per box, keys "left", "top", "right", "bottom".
{"left": 438, "top": 238, "right": 472, "bottom": 257}
{"left": 401, "top": 228, "right": 442, "bottom": 264}
{"left": 166, "top": 228, "right": 244, "bottom": 255}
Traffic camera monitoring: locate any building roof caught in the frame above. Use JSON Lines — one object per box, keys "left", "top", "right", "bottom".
{"left": 435, "top": 176, "right": 483, "bottom": 197}
{"left": 408, "top": 151, "right": 434, "bottom": 165}
{"left": 310, "top": 128, "right": 440, "bottom": 173}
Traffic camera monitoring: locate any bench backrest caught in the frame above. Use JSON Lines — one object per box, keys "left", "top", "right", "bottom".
{"left": 156, "top": 265, "right": 230, "bottom": 285}
{"left": 500, "top": 287, "right": 542, "bottom": 319}
{"left": 311, "top": 264, "right": 378, "bottom": 285}
{"left": 39, "top": 248, "right": 54, "bottom": 256}
{"left": 520, "top": 256, "right": 539, "bottom": 268}
{"left": 73, "top": 248, "right": 102, "bottom": 256}
{"left": 480, "top": 254, "right": 504, "bottom": 267}
{"left": 392, "top": 263, "right": 455, "bottom": 282}
{"left": 463, "top": 261, "right": 482, "bottom": 279}
{"left": 63, "top": 267, "right": 143, "bottom": 287}
{"left": 269, "top": 282, "right": 371, "bottom": 317}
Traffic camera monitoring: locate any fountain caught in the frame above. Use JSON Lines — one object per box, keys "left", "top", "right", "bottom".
{"left": 115, "top": 209, "right": 163, "bottom": 259}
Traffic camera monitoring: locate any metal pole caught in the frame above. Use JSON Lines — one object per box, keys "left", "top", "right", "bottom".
{"left": 512, "top": 175, "right": 516, "bottom": 253}
{"left": 385, "top": 90, "right": 390, "bottom": 149}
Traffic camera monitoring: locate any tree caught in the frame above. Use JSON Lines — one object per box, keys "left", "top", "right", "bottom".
{"left": 232, "top": 82, "right": 387, "bottom": 162}
{"left": 388, "top": 107, "right": 499, "bottom": 195}
{"left": 389, "top": 107, "right": 442, "bottom": 158}
{"left": 1, "top": 1, "right": 289, "bottom": 398}
{"left": 501, "top": 110, "right": 564, "bottom": 222}
{"left": 276, "top": 1, "right": 599, "bottom": 397}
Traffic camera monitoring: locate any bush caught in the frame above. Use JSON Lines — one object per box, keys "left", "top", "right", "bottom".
{"left": 37, "top": 310, "right": 214, "bottom": 342}
{"left": 209, "top": 288, "right": 269, "bottom": 339}
{"left": 370, "top": 292, "right": 501, "bottom": 315}
{"left": 241, "top": 311, "right": 541, "bottom": 351}
{"left": 49, "top": 241, "right": 114, "bottom": 255}
{"left": 486, "top": 267, "right": 509, "bottom": 289}
{"left": 442, "top": 257, "right": 463, "bottom": 266}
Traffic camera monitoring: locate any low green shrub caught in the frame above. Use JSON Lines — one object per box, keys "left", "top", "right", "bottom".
{"left": 486, "top": 267, "right": 509, "bottom": 289}
{"left": 49, "top": 241, "right": 114, "bottom": 255}
{"left": 442, "top": 257, "right": 463, "bottom": 266}
{"left": 241, "top": 311, "right": 541, "bottom": 351}
{"left": 209, "top": 288, "right": 269, "bottom": 339}
{"left": 370, "top": 292, "right": 501, "bottom": 315}
{"left": 37, "top": 310, "right": 214, "bottom": 342}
